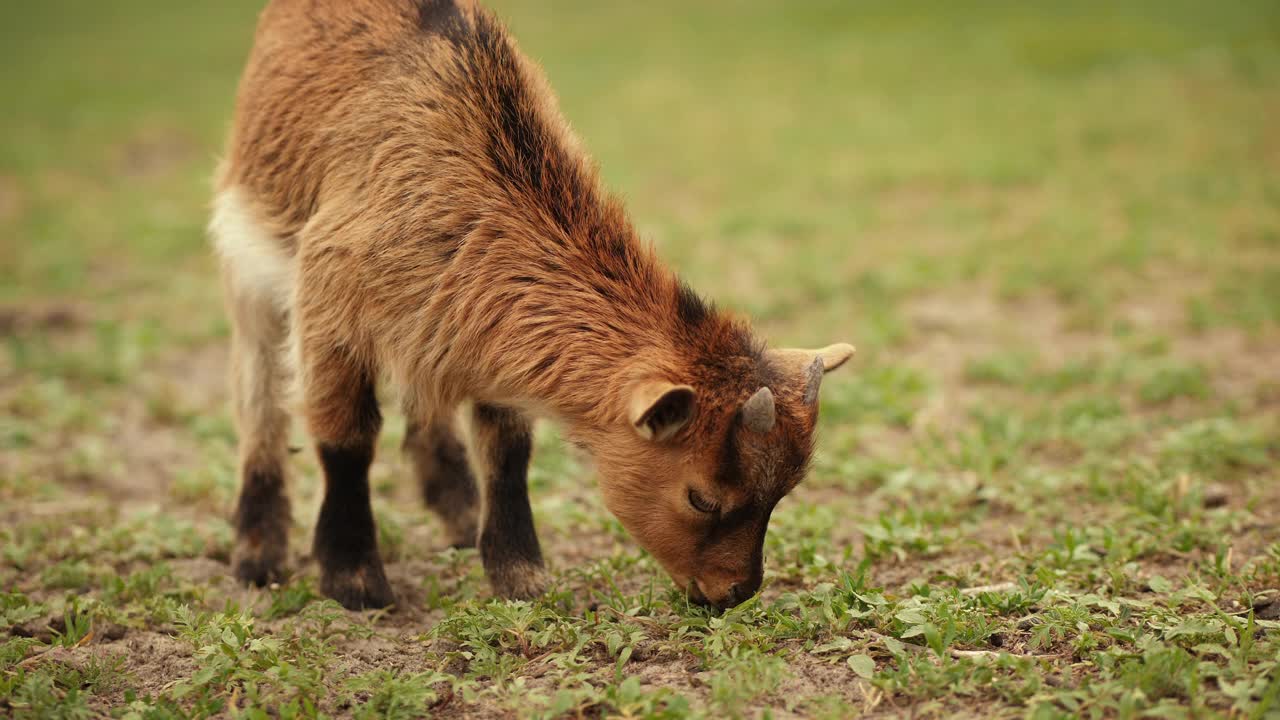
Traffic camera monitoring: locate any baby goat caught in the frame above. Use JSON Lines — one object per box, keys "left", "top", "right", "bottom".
{"left": 211, "top": 0, "right": 854, "bottom": 611}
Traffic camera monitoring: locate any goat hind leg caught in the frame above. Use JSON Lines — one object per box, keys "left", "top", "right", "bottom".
{"left": 404, "top": 411, "right": 479, "bottom": 549}
{"left": 220, "top": 241, "right": 294, "bottom": 586}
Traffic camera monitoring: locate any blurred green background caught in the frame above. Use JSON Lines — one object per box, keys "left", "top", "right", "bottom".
{"left": 4, "top": 1, "right": 1277, "bottom": 343}
{"left": 1, "top": 2, "right": 1278, "bottom": 717}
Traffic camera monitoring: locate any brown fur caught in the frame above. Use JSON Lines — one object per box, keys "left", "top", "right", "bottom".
{"left": 214, "top": 0, "right": 853, "bottom": 610}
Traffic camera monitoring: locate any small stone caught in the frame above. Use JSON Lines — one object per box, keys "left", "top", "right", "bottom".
{"left": 1255, "top": 600, "right": 1280, "bottom": 621}
{"left": 1202, "top": 484, "right": 1230, "bottom": 508}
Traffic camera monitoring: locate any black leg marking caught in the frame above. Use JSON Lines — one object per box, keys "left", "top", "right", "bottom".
{"left": 404, "top": 418, "right": 479, "bottom": 548}
{"left": 232, "top": 463, "right": 290, "bottom": 586}
{"left": 306, "top": 367, "right": 395, "bottom": 610}
{"left": 473, "top": 404, "right": 546, "bottom": 599}
{"left": 313, "top": 442, "right": 395, "bottom": 610}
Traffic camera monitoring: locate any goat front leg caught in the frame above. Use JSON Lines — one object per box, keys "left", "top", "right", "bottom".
{"left": 303, "top": 342, "right": 394, "bottom": 610}
{"left": 461, "top": 402, "right": 547, "bottom": 599}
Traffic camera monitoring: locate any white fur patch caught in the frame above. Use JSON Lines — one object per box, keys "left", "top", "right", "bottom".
{"left": 211, "top": 187, "right": 305, "bottom": 412}
{"left": 209, "top": 187, "right": 296, "bottom": 312}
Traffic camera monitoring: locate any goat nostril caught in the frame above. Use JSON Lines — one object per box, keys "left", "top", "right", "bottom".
{"left": 725, "top": 577, "right": 761, "bottom": 608}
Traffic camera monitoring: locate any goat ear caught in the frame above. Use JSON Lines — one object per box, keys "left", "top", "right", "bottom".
{"left": 629, "top": 382, "right": 696, "bottom": 441}
{"left": 766, "top": 343, "right": 856, "bottom": 404}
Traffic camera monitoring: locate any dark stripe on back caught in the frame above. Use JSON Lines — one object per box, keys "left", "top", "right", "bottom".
{"left": 416, "top": 0, "right": 467, "bottom": 41}
{"left": 419, "top": 6, "right": 596, "bottom": 239}
{"left": 676, "top": 281, "right": 711, "bottom": 329}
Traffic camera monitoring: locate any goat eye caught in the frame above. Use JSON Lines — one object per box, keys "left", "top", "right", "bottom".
{"left": 688, "top": 489, "right": 718, "bottom": 514}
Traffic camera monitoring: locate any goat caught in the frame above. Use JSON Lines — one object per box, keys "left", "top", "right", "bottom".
{"left": 211, "top": 0, "right": 854, "bottom": 611}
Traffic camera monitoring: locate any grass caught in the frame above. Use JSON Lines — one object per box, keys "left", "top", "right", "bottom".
{"left": 2, "top": 0, "right": 1279, "bottom": 717}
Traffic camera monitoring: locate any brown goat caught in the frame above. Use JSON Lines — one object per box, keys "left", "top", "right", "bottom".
{"left": 211, "top": 0, "right": 854, "bottom": 611}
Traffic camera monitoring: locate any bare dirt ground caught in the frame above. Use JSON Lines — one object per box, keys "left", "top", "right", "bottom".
{"left": 3, "top": 1, "right": 1279, "bottom": 717}
{"left": 4, "top": 278, "right": 1277, "bottom": 717}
